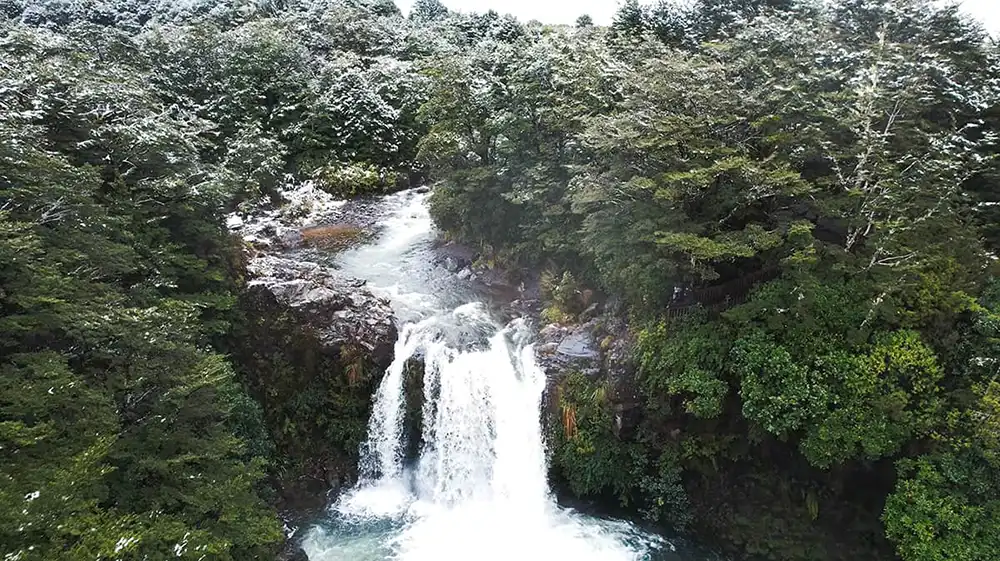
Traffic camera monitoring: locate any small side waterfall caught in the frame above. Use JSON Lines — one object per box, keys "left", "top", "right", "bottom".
{"left": 358, "top": 322, "right": 426, "bottom": 482}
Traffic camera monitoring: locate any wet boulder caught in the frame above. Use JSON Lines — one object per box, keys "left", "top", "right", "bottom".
{"left": 535, "top": 321, "right": 602, "bottom": 379}
{"left": 502, "top": 298, "right": 543, "bottom": 322}
{"left": 277, "top": 543, "right": 309, "bottom": 561}
{"left": 432, "top": 241, "right": 477, "bottom": 274}
{"left": 536, "top": 312, "right": 643, "bottom": 440}
{"left": 557, "top": 330, "right": 600, "bottom": 360}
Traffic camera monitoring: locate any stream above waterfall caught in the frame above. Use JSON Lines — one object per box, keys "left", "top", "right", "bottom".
{"left": 299, "top": 189, "right": 718, "bottom": 561}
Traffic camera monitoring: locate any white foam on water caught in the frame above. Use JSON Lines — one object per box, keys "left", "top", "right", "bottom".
{"left": 334, "top": 478, "right": 413, "bottom": 521}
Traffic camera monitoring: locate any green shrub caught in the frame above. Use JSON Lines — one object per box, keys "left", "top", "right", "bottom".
{"left": 551, "top": 373, "right": 650, "bottom": 506}
{"left": 313, "top": 161, "right": 404, "bottom": 198}
{"left": 884, "top": 452, "right": 1000, "bottom": 561}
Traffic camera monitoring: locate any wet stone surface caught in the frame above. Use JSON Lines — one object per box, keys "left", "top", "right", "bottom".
{"left": 245, "top": 254, "right": 397, "bottom": 365}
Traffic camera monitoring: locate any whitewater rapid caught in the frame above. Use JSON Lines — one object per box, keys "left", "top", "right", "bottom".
{"left": 300, "top": 189, "right": 671, "bottom": 561}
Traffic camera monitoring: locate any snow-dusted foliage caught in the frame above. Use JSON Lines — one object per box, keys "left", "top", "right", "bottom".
{"left": 2, "top": 1, "right": 999, "bottom": 561}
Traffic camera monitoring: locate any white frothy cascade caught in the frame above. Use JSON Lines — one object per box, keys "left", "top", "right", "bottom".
{"left": 302, "top": 190, "right": 667, "bottom": 561}
{"left": 357, "top": 321, "right": 426, "bottom": 483}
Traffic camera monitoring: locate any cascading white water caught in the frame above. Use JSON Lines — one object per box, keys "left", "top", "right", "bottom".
{"left": 301, "top": 189, "right": 673, "bottom": 561}
{"left": 406, "top": 312, "right": 546, "bottom": 508}
{"left": 358, "top": 321, "right": 427, "bottom": 483}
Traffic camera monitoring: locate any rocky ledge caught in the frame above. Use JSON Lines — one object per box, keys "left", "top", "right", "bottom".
{"left": 237, "top": 252, "right": 398, "bottom": 529}
{"left": 245, "top": 254, "right": 396, "bottom": 364}
{"left": 226, "top": 182, "right": 401, "bottom": 552}
{"left": 536, "top": 311, "right": 642, "bottom": 440}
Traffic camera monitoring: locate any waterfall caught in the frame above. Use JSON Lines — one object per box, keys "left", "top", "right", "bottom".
{"left": 358, "top": 303, "right": 538, "bottom": 507}
{"left": 411, "top": 316, "right": 545, "bottom": 507}
{"left": 358, "top": 321, "right": 427, "bottom": 482}
{"left": 301, "top": 189, "right": 668, "bottom": 561}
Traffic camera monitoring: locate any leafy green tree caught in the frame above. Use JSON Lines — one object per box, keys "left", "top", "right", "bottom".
{"left": 417, "top": 1, "right": 1000, "bottom": 559}
{"left": 884, "top": 451, "right": 1000, "bottom": 561}
{"left": 410, "top": 0, "right": 448, "bottom": 23}
{"left": 1, "top": 19, "right": 282, "bottom": 559}
{"left": 610, "top": 0, "right": 646, "bottom": 41}
{"left": 881, "top": 284, "right": 1000, "bottom": 561}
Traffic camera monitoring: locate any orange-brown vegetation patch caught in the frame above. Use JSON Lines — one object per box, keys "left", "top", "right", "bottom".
{"left": 300, "top": 223, "right": 367, "bottom": 251}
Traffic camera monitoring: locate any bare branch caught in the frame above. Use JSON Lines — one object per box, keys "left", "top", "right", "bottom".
{"left": 38, "top": 197, "right": 69, "bottom": 225}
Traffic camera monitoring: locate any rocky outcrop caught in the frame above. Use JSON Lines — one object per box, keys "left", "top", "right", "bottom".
{"left": 237, "top": 253, "right": 396, "bottom": 507}
{"left": 228, "top": 184, "right": 401, "bottom": 527}
{"left": 433, "top": 241, "right": 477, "bottom": 275}
{"left": 246, "top": 255, "right": 396, "bottom": 364}
{"left": 601, "top": 330, "right": 642, "bottom": 440}
{"left": 227, "top": 180, "right": 388, "bottom": 254}
{"left": 536, "top": 322, "right": 602, "bottom": 378}
{"left": 430, "top": 240, "right": 541, "bottom": 304}
{"left": 537, "top": 312, "right": 643, "bottom": 439}
{"left": 228, "top": 181, "right": 350, "bottom": 251}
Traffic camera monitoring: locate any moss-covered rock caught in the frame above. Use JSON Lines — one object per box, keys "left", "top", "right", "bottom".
{"left": 299, "top": 223, "right": 369, "bottom": 252}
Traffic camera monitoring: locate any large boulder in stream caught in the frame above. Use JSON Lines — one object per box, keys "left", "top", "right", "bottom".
{"left": 235, "top": 254, "right": 397, "bottom": 517}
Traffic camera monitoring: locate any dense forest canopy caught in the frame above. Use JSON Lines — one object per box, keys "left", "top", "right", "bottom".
{"left": 1, "top": 0, "right": 998, "bottom": 560}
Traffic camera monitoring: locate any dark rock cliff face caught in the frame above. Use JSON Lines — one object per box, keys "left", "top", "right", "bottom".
{"left": 236, "top": 253, "right": 396, "bottom": 515}
{"left": 245, "top": 255, "right": 396, "bottom": 364}
{"left": 536, "top": 311, "right": 642, "bottom": 441}
{"left": 226, "top": 184, "right": 404, "bottom": 557}
{"left": 601, "top": 333, "right": 642, "bottom": 440}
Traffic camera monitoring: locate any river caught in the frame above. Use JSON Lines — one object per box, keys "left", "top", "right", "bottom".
{"left": 299, "top": 189, "right": 705, "bottom": 561}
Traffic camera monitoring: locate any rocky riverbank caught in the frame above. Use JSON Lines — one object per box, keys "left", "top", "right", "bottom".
{"left": 226, "top": 182, "right": 402, "bottom": 548}
{"left": 535, "top": 313, "right": 643, "bottom": 441}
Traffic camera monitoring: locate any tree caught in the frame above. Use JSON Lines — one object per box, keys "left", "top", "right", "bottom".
{"left": 410, "top": 0, "right": 448, "bottom": 23}
{"left": 884, "top": 451, "right": 1000, "bottom": 561}
{"left": 576, "top": 14, "right": 593, "bottom": 27}
{"left": 1, "top": 20, "right": 282, "bottom": 560}
{"left": 646, "top": 0, "right": 694, "bottom": 47}
{"left": 692, "top": 0, "right": 794, "bottom": 40}
{"left": 356, "top": 0, "right": 400, "bottom": 17}
{"left": 417, "top": 1, "right": 1000, "bottom": 559}
{"left": 610, "top": 0, "right": 646, "bottom": 41}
